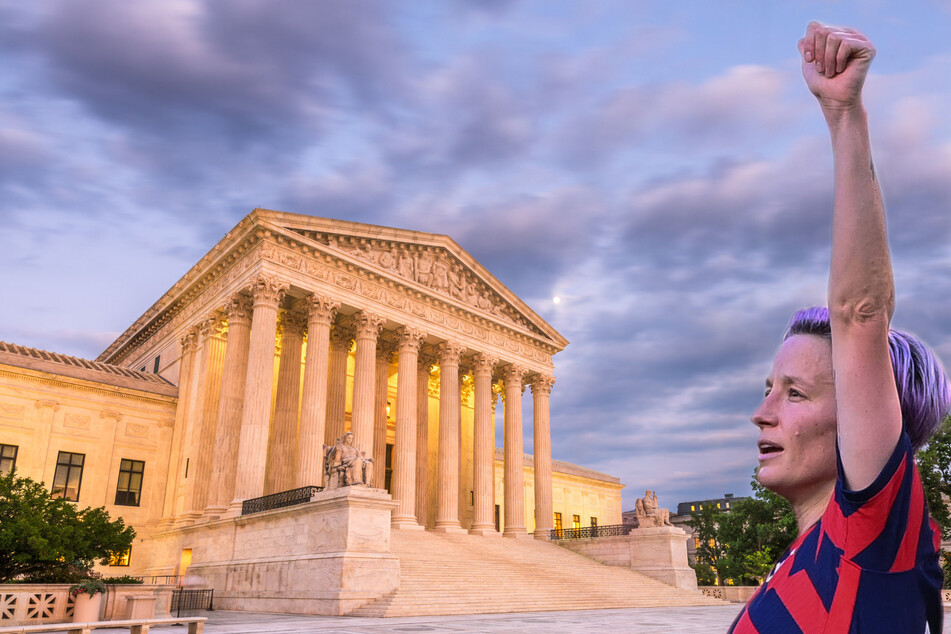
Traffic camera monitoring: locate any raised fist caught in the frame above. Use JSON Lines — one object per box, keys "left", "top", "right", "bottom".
{"left": 799, "top": 22, "right": 875, "bottom": 111}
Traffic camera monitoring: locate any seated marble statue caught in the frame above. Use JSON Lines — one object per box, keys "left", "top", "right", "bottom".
{"left": 635, "top": 489, "right": 671, "bottom": 528}
{"left": 323, "top": 432, "right": 373, "bottom": 488}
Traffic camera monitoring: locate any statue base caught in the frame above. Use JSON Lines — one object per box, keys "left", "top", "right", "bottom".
{"left": 144, "top": 487, "right": 399, "bottom": 615}
{"left": 554, "top": 526, "right": 697, "bottom": 591}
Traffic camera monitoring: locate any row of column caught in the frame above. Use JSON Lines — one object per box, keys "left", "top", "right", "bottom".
{"left": 167, "top": 274, "right": 555, "bottom": 538}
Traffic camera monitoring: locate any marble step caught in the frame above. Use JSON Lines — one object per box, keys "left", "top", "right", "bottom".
{"left": 348, "top": 531, "right": 721, "bottom": 617}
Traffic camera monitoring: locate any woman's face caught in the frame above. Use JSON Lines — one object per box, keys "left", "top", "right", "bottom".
{"left": 751, "top": 334, "right": 838, "bottom": 502}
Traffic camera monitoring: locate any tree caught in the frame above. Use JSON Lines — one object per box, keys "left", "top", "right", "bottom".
{"left": 916, "top": 415, "right": 951, "bottom": 589}
{"left": 687, "top": 503, "right": 728, "bottom": 586}
{"left": 0, "top": 470, "right": 136, "bottom": 583}
{"left": 717, "top": 477, "right": 797, "bottom": 585}
{"left": 690, "top": 474, "right": 797, "bottom": 586}
{"left": 917, "top": 415, "right": 951, "bottom": 539}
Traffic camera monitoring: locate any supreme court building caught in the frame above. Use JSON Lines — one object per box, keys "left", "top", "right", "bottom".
{"left": 0, "top": 210, "right": 624, "bottom": 611}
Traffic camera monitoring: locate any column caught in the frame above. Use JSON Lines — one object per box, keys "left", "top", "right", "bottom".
{"left": 392, "top": 326, "right": 425, "bottom": 528}
{"left": 182, "top": 316, "right": 227, "bottom": 521}
{"left": 325, "top": 322, "right": 353, "bottom": 446}
{"left": 469, "top": 353, "right": 499, "bottom": 535}
{"left": 162, "top": 327, "right": 198, "bottom": 525}
{"left": 434, "top": 340, "right": 466, "bottom": 533}
{"left": 265, "top": 309, "right": 305, "bottom": 494}
{"left": 231, "top": 275, "right": 287, "bottom": 510}
{"left": 204, "top": 294, "right": 253, "bottom": 518}
{"left": 502, "top": 364, "right": 528, "bottom": 537}
{"left": 415, "top": 350, "right": 435, "bottom": 527}
{"left": 192, "top": 318, "right": 227, "bottom": 513}
{"left": 531, "top": 374, "right": 556, "bottom": 539}
{"left": 351, "top": 311, "right": 385, "bottom": 466}
{"left": 373, "top": 339, "right": 396, "bottom": 489}
{"left": 297, "top": 294, "right": 339, "bottom": 487}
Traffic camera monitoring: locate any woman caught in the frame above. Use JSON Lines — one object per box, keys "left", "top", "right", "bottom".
{"left": 730, "top": 23, "right": 950, "bottom": 633}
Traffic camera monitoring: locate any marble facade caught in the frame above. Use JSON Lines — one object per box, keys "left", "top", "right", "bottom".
{"left": 0, "top": 210, "right": 629, "bottom": 613}
{"left": 99, "top": 210, "right": 571, "bottom": 535}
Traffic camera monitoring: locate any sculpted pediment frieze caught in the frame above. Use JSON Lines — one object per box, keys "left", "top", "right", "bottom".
{"left": 284, "top": 228, "right": 539, "bottom": 335}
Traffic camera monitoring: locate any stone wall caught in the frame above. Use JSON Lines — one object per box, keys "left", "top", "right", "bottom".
{"left": 555, "top": 526, "right": 698, "bottom": 590}
{"left": 699, "top": 585, "right": 758, "bottom": 603}
{"left": 144, "top": 486, "right": 399, "bottom": 616}
{"left": 0, "top": 584, "right": 172, "bottom": 625}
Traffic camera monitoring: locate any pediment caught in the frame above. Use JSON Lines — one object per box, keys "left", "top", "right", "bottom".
{"left": 254, "top": 210, "right": 567, "bottom": 349}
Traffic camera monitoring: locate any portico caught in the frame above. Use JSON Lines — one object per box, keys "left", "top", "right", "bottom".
{"left": 100, "top": 210, "right": 568, "bottom": 538}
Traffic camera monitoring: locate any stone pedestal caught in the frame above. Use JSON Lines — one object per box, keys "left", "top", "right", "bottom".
{"left": 145, "top": 486, "right": 400, "bottom": 616}
{"left": 125, "top": 595, "right": 157, "bottom": 619}
{"left": 628, "top": 526, "right": 697, "bottom": 590}
{"left": 554, "top": 526, "right": 697, "bottom": 591}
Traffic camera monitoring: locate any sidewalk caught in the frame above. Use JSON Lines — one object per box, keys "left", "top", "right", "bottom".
{"left": 146, "top": 606, "right": 746, "bottom": 633}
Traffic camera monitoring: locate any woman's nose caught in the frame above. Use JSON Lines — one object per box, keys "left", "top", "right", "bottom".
{"left": 750, "top": 396, "right": 775, "bottom": 428}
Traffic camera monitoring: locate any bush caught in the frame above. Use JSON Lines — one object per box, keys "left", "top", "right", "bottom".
{"left": 18, "top": 564, "right": 95, "bottom": 584}
{"left": 690, "top": 561, "right": 718, "bottom": 586}
{"left": 69, "top": 578, "right": 106, "bottom": 598}
{"left": 105, "top": 575, "right": 144, "bottom": 584}
{"left": 0, "top": 470, "right": 135, "bottom": 583}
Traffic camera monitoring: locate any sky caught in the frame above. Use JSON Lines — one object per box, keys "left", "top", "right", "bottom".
{"left": 2, "top": 1, "right": 950, "bottom": 513}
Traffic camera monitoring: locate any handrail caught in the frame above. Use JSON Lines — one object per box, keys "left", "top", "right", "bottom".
{"left": 240, "top": 485, "right": 323, "bottom": 515}
{"left": 549, "top": 524, "right": 633, "bottom": 540}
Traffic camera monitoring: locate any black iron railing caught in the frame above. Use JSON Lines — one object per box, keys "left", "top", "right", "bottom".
{"left": 241, "top": 485, "right": 323, "bottom": 515}
{"left": 549, "top": 524, "right": 634, "bottom": 540}
{"left": 171, "top": 588, "right": 214, "bottom": 616}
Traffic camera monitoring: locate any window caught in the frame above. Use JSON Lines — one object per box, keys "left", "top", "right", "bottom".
{"left": 0, "top": 444, "right": 17, "bottom": 475}
{"left": 553, "top": 512, "right": 562, "bottom": 531}
{"left": 52, "top": 451, "right": 85, "bottom": 501}
{"left": 590, "top": 517, "right": 598, "bottom": 527}
{"left": 152, "top": 355, "right": 161, "bottom": 373}
{"left": 572, "top": 514, "right": 581, "bottom": 529}
{"left": 690, "top": 504, "right": 695, "bottom": 512}
{"left": 115, "top": 459, "right": 145, "bottom": 506}
{"left": 694, "top": 537, "right": 702, "bottom": 548}
{"left": 109, "top": 548, "right": 131, "bottom": 567}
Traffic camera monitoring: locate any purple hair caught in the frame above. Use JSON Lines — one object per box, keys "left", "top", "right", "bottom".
{"left": 783, "top": 306, "right": 951, "bottom": 451}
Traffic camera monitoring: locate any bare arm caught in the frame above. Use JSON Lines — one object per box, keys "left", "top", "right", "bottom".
{"left": 801, "top": 22, "right": 900, "bottom": 491}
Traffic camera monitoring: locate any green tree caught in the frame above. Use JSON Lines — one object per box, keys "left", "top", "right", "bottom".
{"left": 0, "top": 470, "right": 135, "bottom": 583}
{"left": 689, "top": 474, "right": 797, "bottom": 586}
{"left": 717, "top": 477, "right": 797, "bottom": 585}
{"left": 687, "top": 503, "right": 728, "bottom": 585}
{"left": 917, "top": 415, "right": 951, "bottom": 539}
{"left": 916, "top": 415, "right": 951, "bottom": 589}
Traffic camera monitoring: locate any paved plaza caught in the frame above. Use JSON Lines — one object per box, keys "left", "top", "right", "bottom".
{"left": 144, "top": 606, "right": 746, "bottom": 633}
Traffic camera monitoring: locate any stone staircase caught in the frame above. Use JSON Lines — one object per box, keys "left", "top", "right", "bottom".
{"left": 347, "top": 529, "right": 724, "bottom": 617}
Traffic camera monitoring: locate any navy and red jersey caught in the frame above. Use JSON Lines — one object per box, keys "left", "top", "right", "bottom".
{"left": 730, "top": 432, "right": 943, "bottom": 633}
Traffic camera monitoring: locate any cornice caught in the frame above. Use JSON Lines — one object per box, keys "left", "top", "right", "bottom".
{"left": 0, "top": 367, "right": 179, "bottom": 408}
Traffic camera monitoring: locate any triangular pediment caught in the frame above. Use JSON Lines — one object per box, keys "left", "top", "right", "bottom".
{"left": 253, "top": 209, "right": 567, "bottom": 349}
{"left": 97, "top": 209, "right": 568, "bottom": 366}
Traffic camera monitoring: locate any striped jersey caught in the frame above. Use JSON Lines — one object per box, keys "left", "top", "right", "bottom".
{"left": 729, "top": 432, "right": 943, "bottom": 633}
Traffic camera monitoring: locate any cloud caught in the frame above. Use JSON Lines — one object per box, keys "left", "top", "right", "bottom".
{"left": 558, "top": 65, "right": 798, "bottom": 166}
{"left": 3, "top": 1, "right": 951, "bottom": 514}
